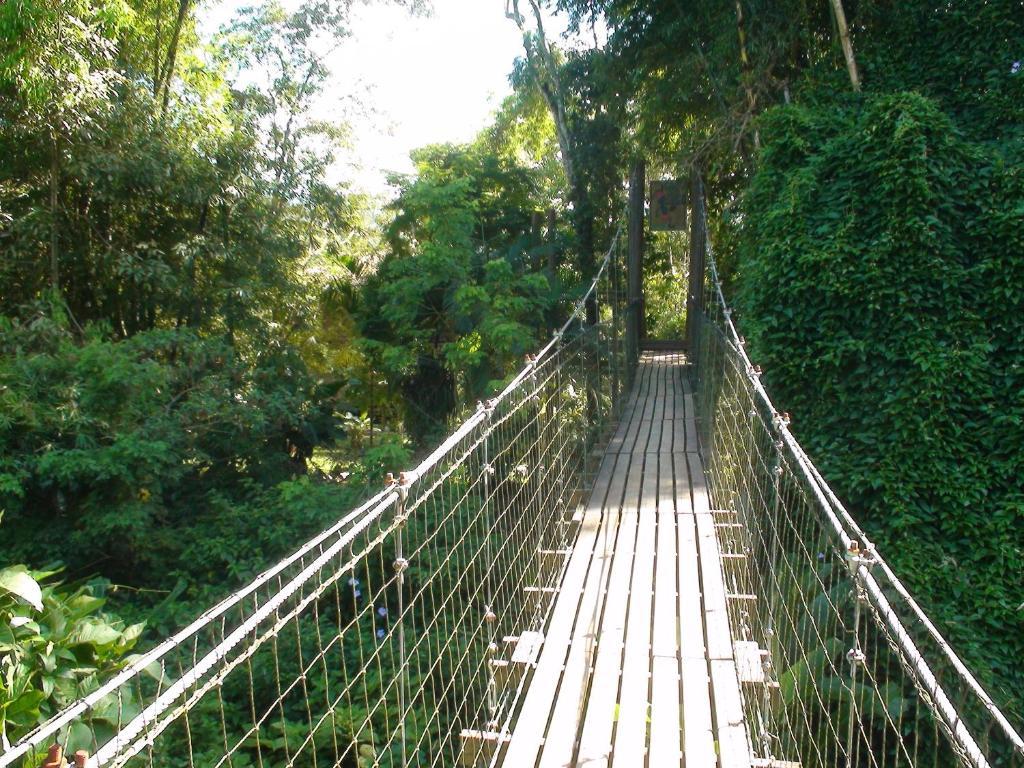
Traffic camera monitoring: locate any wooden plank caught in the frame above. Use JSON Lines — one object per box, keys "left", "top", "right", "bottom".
{"left": 660, "top": 357, "right": 679, "bottom": 454}
{"left": 639, "top": 356, "right": 658, "bottom": 424}
{"left": 535, "top": 453, "right": 633, "bottom": 768}
{"left": 684, "top": 393, "right": 698, "bottom": 451}
{"left": 652, "top": 454, "right": 678, "bottom": 661}
{"left": 648, "top": 454, "right": 681, "bottom": 765}
{"left": 672, "top": 453, "right": 691, "bottom": 515}
{"left": 511, "top": 632, "right": 546, "bottom": 665}
{"left": 608, "top": 360, "right": 650, "bottom": 453}
{"left": 647, "top": 397, "right": 663, "bottom": 450}
{"left": 680, "top": 655, "right": 716, "bottom": 766}
{"left": 677, "top": 508, "right": 715, "bottom": 766}
{"left": 710, "top": 658, "right": 753, "bottom": 767}
{"left": 687, "top": 451, "right": 710, "bottom": 516}
{"left": 504, "top": 452, "right": 621, "bottom": 765}
{"left": 734, "top": 640, "right": 766, "bottom": 685}
{"left": 631, "top": 396, "right": 655, "bottom": 458}
{"left": 458, "top": 729, "right": 509, "bottom": 767}
{"left": 650, "top": 355, "right": 666, "bottom": 425}
{"left": 645, "top": 359, "right": 666, "bottom": 454}
{"left": 692, "top": 449, "right": 752, "bottom": 767}
{"left": 649, "top": 657, "right": 681, "bottom": 762}
{"left": 575, "top": 455, "right": 644, "bottom": 768}
{"left": 607, "top": 402, "right": 636, "bottom": 454}
{"left": 693, "top": 509, "right": 732, "bottom": 660}
{"left": 617, "top": 362, "right": 653, "bottom": 455}
{"left": 611, "top": 456, "right": 658, "bottom": 767}
{"left": 675, "top": 514, "right": 700, "bottom": 663}
{"left": 672, "top": 412, "right": 688, "bottom": 454}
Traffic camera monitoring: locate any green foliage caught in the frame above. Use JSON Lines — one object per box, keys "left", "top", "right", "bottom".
{"left": 0, "top": 0, "right": 578, "bottom": 753}
{"left": 0, "top": 318, "right": 336, "bottom": 582}
{"left": 361, "top": 143, "right": 556, "bottom": 441}
{"left": 0, "top": 0, "right": 130, "bottom": 111}
{"left": 0, "top": 567, "right": 142, "bottom": 746}
{"left": 642, "top": 232, "right": 688, "bottom": 339}
{"left": 737, "top": 91, "right": 1024, "bottom": 713}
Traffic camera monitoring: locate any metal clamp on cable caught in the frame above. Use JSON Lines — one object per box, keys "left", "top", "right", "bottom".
{"left": 772, "top": 411, "right": 791, "bottom": 430}
{"left": 393, "top": 472, "right": 410, "bottom": 524}
{"left": 845, "top": 540, "right": 875, "bottom": 575}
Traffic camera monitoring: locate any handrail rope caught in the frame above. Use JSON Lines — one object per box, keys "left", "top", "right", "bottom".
{"left": 794, "top": 436, "right": 1024, "bottom": 757}
{"left": 0, "top": 485, "right": 396, "bottom": 767}
{"left": 707, "top": 252, "right": 992, "bottom": 766}
{"left": 697, "top": 194, "right": 1024, "bottom": 761}
{"left": 95, "top": 489, "right": 402, "bottom": 767}
{"left": 2, "top": 218, "right": 624, "bottom": 765}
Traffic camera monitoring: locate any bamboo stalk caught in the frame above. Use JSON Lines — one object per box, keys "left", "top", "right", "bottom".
{"left": 829, "top": 0, "right": 861, "bottom": 91}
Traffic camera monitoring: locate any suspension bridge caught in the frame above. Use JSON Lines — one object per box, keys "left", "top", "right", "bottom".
{"left": 3, "top": 183, "right": 1023, "bottom": 768}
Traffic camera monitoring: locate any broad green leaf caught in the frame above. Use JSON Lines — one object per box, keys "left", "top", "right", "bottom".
{"left": 0, "top": 568, "right": 43, "bottom": 612}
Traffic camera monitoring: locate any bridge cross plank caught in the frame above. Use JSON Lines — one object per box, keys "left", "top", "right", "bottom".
{"left": 504, "top": 352, "right": 754, "bottom": 767}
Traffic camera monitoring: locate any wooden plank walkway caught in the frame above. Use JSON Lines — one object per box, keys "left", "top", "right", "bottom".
{"left": 503, "top": 351, "right": 753, "bottom": 768}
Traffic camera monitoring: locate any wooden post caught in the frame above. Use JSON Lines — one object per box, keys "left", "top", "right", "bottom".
{"left": 626, "top": 160, "right": 646, "bottom": 381}
{"left": 686, "top": 171, "right": 706, "bottom": 363}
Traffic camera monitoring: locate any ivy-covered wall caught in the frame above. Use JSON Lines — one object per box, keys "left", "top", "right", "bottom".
{"left": 737, "top": 91, "right": 1024, "bottom": 713}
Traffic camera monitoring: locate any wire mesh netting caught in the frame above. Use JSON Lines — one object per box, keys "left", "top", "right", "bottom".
{"left": 1, "top": 231, "right": 631, "bottom": 768}
{"left": 691, "top": 184, "right": 1024, "bottom": 768}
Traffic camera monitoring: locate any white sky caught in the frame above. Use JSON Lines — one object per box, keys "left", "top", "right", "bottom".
{"left": 202, "top": 0, "right": 573, "bottom": 196}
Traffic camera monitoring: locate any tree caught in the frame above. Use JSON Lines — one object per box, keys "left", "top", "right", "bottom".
{"left": 505, "top": 0, "right": 624, "bottom": 322}
{"left": 0, "top": 0, "right": 130, "bottom": 296}
{"left": 361, "top": 142, "right": 554, "bottom": 441}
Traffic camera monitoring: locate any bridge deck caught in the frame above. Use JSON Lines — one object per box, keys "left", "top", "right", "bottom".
{"left": 504, "top": 352, "right": 753, "bottom": 767}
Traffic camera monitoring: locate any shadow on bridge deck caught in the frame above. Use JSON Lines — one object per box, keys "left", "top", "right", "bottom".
{"left": 500, "top": 351, "right": 753, "bottom": 768}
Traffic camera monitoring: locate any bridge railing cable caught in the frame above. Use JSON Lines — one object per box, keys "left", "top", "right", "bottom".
{"left": 1, "top": 227, "right": 630, "bottom": 768}
{"left": 690, "top": 179, "right": 1024, "bottom": 768}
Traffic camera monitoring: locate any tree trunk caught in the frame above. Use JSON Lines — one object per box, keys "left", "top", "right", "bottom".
{"left": 49, "top": 133, "right": 60, "bottom": 294}
{"left": 153, "top": 0, "right": 164, "bottom": 96}
{"left": 158, "top": 0, "right": 191, "bottom": 114}
{"left": 734, "top": 0, "right": 760, "bottom": 148}
{"left": 568, "top": 176, "right": 598, "bottom": 317}
{"left": 828, "top": 0, "right": 861, "bottom": 91}
{"left": 507, "top": 0, "right": 603, "bottom": 324}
